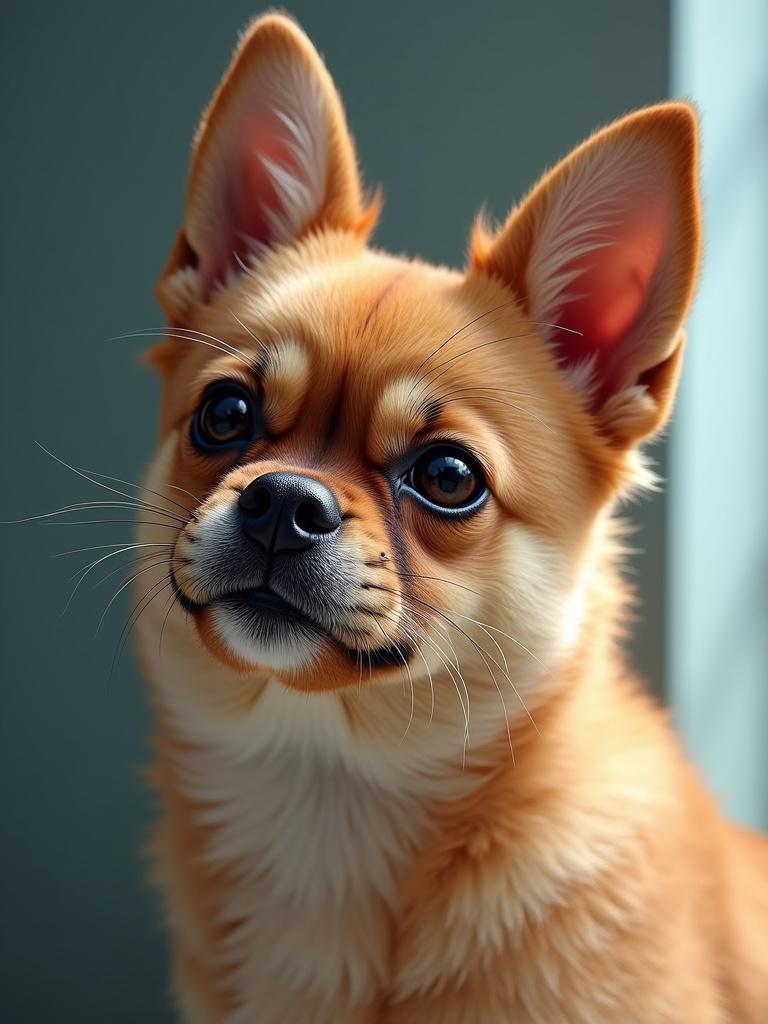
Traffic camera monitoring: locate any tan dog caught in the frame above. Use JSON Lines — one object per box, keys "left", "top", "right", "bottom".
{"left": 135, "top": 13, "right": 768, "bottom": 1022}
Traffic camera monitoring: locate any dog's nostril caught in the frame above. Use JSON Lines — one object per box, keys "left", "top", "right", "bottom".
{"left": 238, "top": 471, "right": 341, "bottom": 551}
{"left": 239, "top": 483, "right": 271, "bottom": 518}
{"left": 294, "top": 498, "right": 338, "bottom": 535}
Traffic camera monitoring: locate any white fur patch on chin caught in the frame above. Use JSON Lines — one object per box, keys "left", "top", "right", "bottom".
{"left": 210, "top": 602, "right": 322, "bottom": 672}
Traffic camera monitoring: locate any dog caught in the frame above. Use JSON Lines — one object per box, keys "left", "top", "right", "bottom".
{"left": 134, "top": 13, "right": 768, "bottom": 1023}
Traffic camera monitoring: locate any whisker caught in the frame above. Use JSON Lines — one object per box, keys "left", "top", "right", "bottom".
{"left": 530, "top": 320, "right": 582, "bottom": 336}
{"left": 439, "top": 395, "right": 554, "bottom": 433}
{"left": 458, "top": 612, "right": 548, "bottom": 675}
{"left": 4, "top": 501, "right": 185, "bottom": 527}
{"left": 371, "top": 571, "right": 541, "bottom": 674}
{"left": 82, "top": 468, "right": 198, "bottom": 518}
{"left": 54, "top": 503, "right": 186, "bottom": 525}
{"left": 33, "top": 442, "right": 191, "bottom": 523}
{"left": 396, "top": 601, "right": 463, "bottom": 673}
{"left": 481, "top": 645, "right": 516, "bottom": 763}
{"left": 376, "top": 609, "right": 438, "bottom": 729}
{"left": 57, "top": 541, "right": 174, "bottom": 560}
{"left": 109, "top": 574, "right": 174, "bottom": 682}
{"left": 158, "top": 587, "right": 179, "bottom": 657}
{"left": 395, "top": 587, "right": 510, "bottom": 680}
{"left": 421, "top": 332, "right": 535, "bottom": 386}
{"left": 60, "top": 543, "right": 173, "bottom": 615}
{"left": 366, "top": 581, "right": 537, "bottom": 734}
{"left": 408, "top": 304, "right": 582, "bottom": 397}
{"left": 43, "top": 518, "right": 182, "bottom": 530}
{"left": 411, "top": 595, "right": 536, "bottom": 736}
{"left": 96, "top": 558, "right": 171, "bottom": 636}
{"left": 394, "top": 588, "right": 515, "bottom": 759}
{"left": 365, "top": 564, "right": 483, "bottom": 599}
{"left": 409, "top": 299, "right": 523, "bottom": 382}
{"left": 61, "top": 499, "right": 186, "bottom": 520}
{"left": 399, "top": 619, "right": 436, "bottom": 725}
{"left": 418, "top": 626, "right": 471, "bottom": 749}
{"left": 368, "top": 613, "right": 416, "bottom": 741}
{"left": 422, "top": 321, "right": 581, "bottom": 389}
{"left": 438, "top": 385, "right": 537, "bottom": 399}
{"left": 379, "top": 603, "right": 470, "bottom": 744}
{"left": 110, "top": 328, "right": 255, "bottom": 371}
{"left": 409, "top": 597, "right": 515, "bottom": 761}
{"left": 90, "top": 552, "right": 171, "bottom": 592}
{"left": 230, "top": 310, "right": 268, "bottom": 355}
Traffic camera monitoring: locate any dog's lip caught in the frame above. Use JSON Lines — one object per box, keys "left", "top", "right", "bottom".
{"left": 170, "top": 572, "right": 412, "bottom": 668}
{"left": 233, "top": 587, "right": 300, "bottom": 615}
{"left": 170, "top": 570, "right": 311, "bottom": 623}
{"left": 217, "top": 585, "right": 314, "bottom": 622}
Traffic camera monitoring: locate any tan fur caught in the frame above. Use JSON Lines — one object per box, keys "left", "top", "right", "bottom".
{"left": 135, "top": 13, "right": 768, "bottom": 1023}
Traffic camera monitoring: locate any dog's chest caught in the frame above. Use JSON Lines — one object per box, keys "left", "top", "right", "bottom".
{"left": 176, "top": 711, "right": 442, "bottom": 1021}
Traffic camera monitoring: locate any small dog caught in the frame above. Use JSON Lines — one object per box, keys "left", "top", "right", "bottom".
{"left": 135, "top": 13, "right": 768, "bottom": 1022}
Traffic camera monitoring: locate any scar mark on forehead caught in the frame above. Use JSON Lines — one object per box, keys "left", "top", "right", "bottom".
{"left": 359, "top": 270, "right": 410, "bottom": 336}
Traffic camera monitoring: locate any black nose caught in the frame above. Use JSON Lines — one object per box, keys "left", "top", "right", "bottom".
{"left": 238, "top": 471, "right": 342, "bottom": 553}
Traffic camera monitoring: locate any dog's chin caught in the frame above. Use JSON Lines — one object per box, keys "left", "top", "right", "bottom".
{"left": 198, "top": 593, "right": 325, "bottom": 676}
{"left": 192, "top": 590, "right": 409, "bottom": 691}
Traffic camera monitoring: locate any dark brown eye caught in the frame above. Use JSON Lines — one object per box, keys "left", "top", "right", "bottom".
{"left": 408, "top": 446, "right": 485, "bottom": 510}
{"left": 192, "top": 383, "right": 255, "bottom": 450}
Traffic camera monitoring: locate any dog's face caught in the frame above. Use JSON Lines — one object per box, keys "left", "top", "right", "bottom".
{"left": 140, "top": 16, "right": 699, "bottom": 719}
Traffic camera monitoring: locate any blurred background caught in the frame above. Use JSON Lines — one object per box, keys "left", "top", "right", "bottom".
{"left": 1, "top": 1, "right": 765, "bottom": 1019}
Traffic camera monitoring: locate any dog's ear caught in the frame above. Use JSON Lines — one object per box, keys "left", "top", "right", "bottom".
{"left": 157, "top": 14, "right": 375, "bottom": 314}
{"left": 470, "top": 104, "right": 701, "bottom": 446}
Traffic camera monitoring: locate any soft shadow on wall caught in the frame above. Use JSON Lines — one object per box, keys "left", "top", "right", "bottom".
{"left": 0, "top": 3, "right": 670, "bottom": 1021}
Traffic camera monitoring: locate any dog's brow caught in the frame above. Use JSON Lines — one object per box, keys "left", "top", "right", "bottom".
{"left": 367, "top": 375, "right": 436, "bottom": 464}
{"left": 260, "top": 338, "right": 312, "bottom": 434}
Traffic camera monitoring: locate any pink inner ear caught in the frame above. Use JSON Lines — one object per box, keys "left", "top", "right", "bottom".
{"left": 236, "top": 111, "right": 294, "bottom": 245}
{"left": 555, "top": 196, "right": 669, "bottom": 401}
{"left": 198, "top": 110, "right": 298, "bottom": 297}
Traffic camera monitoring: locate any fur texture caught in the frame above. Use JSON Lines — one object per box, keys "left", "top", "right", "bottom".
{"left": 134, "top": 13, "right": 768, "bottom": 1023}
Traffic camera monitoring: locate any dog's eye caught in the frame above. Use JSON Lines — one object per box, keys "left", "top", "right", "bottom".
{"left": 407, "top": 446, "right": 485, "bottom": 511}
{"left": 192, "top": 382, "right": 256, "bottom": 450}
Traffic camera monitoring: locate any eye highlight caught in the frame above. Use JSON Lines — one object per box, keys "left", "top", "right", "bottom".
{"left": 192, "top": 381, "right": 257, "bottom": 451}
{"left": 404, "top": 444, "right": 487, "bottom": 513}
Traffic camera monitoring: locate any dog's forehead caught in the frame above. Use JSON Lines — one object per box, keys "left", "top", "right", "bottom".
{"left": 235, "top": 255, "right": 504, "bottom": 441}
{"left": 236, "top": 248, "right": 467, "bottom": 364}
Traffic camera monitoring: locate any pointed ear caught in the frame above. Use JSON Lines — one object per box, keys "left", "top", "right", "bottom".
{"left": 470, "top": 103, "right": 701, "bottom": 446}
{"left": 157, "top": 14, "right": 376, "bottom": 313}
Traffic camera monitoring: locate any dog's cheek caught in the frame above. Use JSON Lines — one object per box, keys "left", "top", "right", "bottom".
{"left": 497, "top": 523, "right": 589, "bottom": 675}
{"left": 401, "top": 498, "right": 501, "bottom": 563}
{"left": 397, "top": 500, "right": 510, "bottom": 628}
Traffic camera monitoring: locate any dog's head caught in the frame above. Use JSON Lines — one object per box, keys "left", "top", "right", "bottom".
{"left": 140, "top": 15, "right": 699, "bottom": 723}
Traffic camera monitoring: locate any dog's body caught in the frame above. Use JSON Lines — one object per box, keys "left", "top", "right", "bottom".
{"left": 135, "top": 14, "right": 768, "bottom": 1022}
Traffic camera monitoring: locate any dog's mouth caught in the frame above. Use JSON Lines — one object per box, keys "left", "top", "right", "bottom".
{"left": 176, "top": 576, "right": 324, "bottom": 634}
{"left": 173, "top": 573, "right": 409, "bottom": 671}
{"left": 230, "top": 586, "right": 311, "bottom": 620}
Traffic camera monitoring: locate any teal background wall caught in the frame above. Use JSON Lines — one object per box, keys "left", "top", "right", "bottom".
{"left": 670, "top": 0, "right": 768, "bottom": 830}
{"left": 1, "top": 2, "right": 673, "bottom": 1019}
